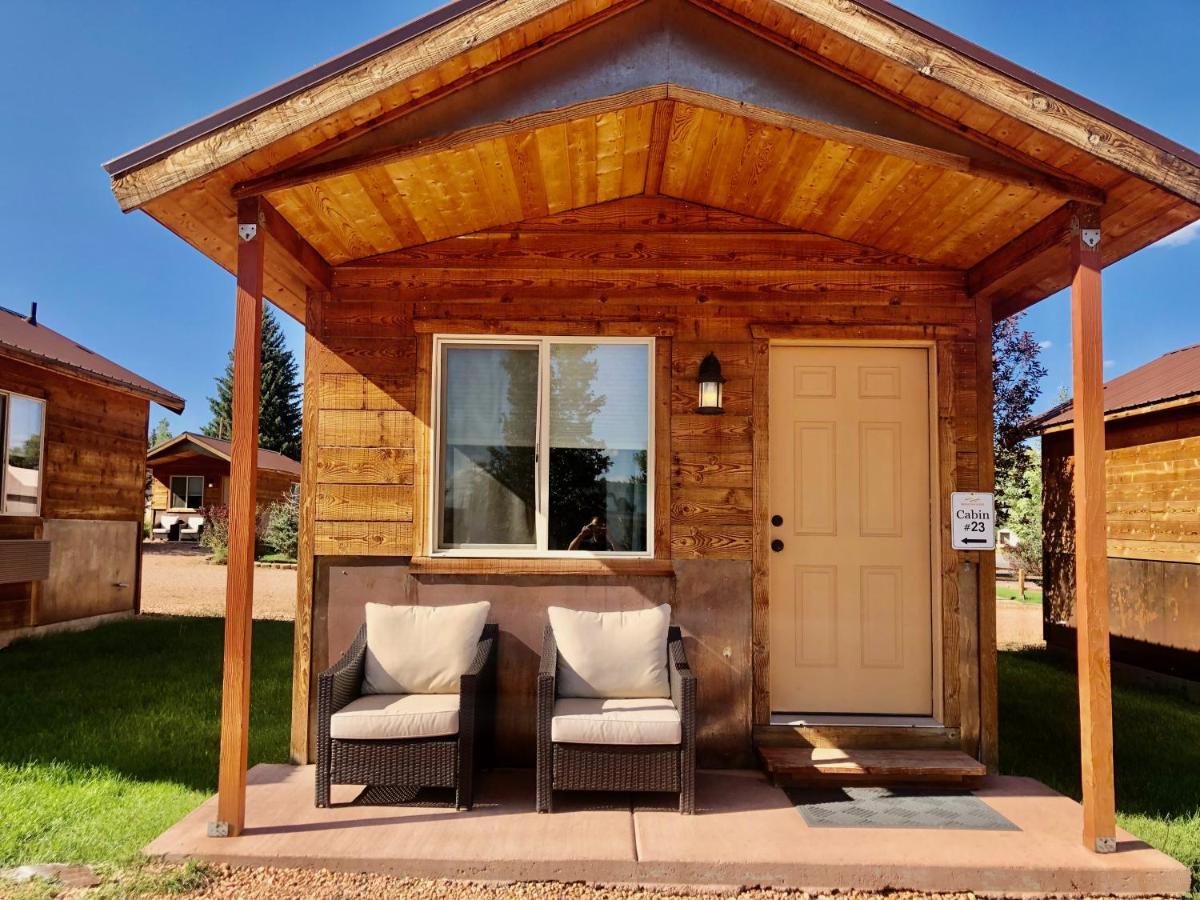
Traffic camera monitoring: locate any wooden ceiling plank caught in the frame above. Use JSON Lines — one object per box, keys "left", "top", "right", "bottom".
{"left": 725, "top": 121, "right": 786, "bottom": 214}
{"left": 535, "top": 122, "right": 574, "bottom": 213}
{"left": 619, "top": 102, "right": 655, "bottom": 196}
{"left": 594, "top": 109, "right": 625, "bottom": 202}
{"left": 567, "top": 114, "right": 601, "bottom": 209}
{"left": 643, "top": 100, "right": 677, "bottom": 196}
{"left": 232, "top": 84, "right": 668, "bottom": 200}
{"left": 821, "top": 155, "right": 915, "bottom": 241}
{"left": 847, "top": 163, "right": 944, "bottom": 249}
{"left": 474, "top": 136, "right": 527, "bottom": 226}
{"left": 667, "top": 85, "right": 1104, "bottom": 204}
{"left": 504, "top": 130, "right": 551, "bottom": 220}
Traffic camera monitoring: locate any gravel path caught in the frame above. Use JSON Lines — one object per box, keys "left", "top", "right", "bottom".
{"left": 139, "top": 543, "right": 296, "bottom": 621}
{"left": 996, "top": 598, "right": 1044, "bottom": 650}
{"left": 165, "top": 865, "right": 976, "bottom": 900}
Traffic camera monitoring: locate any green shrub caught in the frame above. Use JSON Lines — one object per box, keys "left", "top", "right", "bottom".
{"left": 200, "top": 505, "right": 229, "bottom": 563}
{"left": 263, "top": 492, "right": 299, "bottom": 560}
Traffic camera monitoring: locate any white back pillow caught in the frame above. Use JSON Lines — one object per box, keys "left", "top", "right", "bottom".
{"left": 548, "top": 604, "right": 671, "bottom": 699}
{"left": 362, "top": 601, "right": 490, "bottom": 695}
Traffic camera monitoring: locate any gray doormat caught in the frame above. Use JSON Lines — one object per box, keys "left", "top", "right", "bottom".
{"left": 786, "top": 786, "right": 1018, "bottom": 831}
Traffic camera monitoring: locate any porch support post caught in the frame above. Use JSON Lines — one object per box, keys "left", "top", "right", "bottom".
{"left": 213, "top": 197, "right": 266, "bottom": 838}
{"left": 1068, "top": 202, "right": 1117, "bottom": 854}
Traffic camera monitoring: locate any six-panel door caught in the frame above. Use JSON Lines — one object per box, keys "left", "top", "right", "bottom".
{"left": 768, "top": 345, "right": 934, "bottom": 715}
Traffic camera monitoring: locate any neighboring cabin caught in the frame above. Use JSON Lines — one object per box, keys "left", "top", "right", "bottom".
{"left": 0, "top": 304, "right": 183, "bottom": 646}
{"left": 1035, "top": 344, "right": 1200, "bottom": 680}
{"left": 147, "top": 432, "right": 300, "bottom": 537}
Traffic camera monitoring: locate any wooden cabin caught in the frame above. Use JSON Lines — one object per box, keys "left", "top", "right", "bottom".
{"left": 105, "top": 0, "right": 1200, "bottom": 849}
{"left": 147, "top": 432, "right": 300, "bottom": 537}
{"left": 0, "top": 304, "right": 184, "bottom": 646}
{"left": 1036, "top": 344, "right": 1200, "bottom": 682}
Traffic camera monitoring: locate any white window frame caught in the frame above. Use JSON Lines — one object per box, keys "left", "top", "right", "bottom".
{"left": 168, "top": 474, "right": 205, "bottom": 511}
{"left": 430, "top": 334, "right": 655, "bottom": 559}
{"left": 0, "top": 391, "right": 47, "bottom": 518}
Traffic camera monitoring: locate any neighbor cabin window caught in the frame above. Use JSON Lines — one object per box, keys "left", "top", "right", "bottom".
{"left": 0, "top": 392, "right": 46, "bottom": 516}
{"left": 433, "top": 336, "right": 653, "bottom": 557}
{"left": 169, "top": 475, "right": 205, "bottom": 510}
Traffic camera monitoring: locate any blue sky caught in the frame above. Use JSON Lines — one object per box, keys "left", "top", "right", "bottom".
{"left": 0, "top": 1, "right": 1196, "bottom": 434}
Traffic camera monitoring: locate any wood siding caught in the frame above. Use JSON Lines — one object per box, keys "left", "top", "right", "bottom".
{"left": 0, "top": 355, "right": 149, "bottom": 632}
{"left": 149, "top": 456, "right": 297, "bottom": 514}
{"left": 297, "top": 196, "right": 991, "bottom": 758}
{"left": 1043, "top": 405, "right": 1200, "bottom": 659}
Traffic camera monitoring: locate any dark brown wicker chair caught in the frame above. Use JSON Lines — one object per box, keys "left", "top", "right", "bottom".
{"left": 316, "top": 622, "right": 497, "bottom": 810}
{"left": 536, "top": 623, "right": 695, "bottom": 814}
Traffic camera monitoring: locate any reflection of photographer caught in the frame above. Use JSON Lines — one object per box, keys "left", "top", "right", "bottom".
{"left": 568, "top": 515, "right": 616, "bottom": 552}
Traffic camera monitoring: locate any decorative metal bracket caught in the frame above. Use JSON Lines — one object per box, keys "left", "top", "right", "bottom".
{"left": 1095, "top": 836, "right": 1117, "bottom": 854}
{"left": 206, "top": 821, "right": 230, "bottom": 838}
{"left": 238, "top": 223, "right": 258, "bottom": 242}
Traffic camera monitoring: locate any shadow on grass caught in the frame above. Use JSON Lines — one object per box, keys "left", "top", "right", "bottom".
{"left": 0, "top": 616, "right": 292, "bottom": 792}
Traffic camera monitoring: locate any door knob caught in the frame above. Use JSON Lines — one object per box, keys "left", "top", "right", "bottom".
{"left": 771, "top": 539, "right": 784, "bottom": 552}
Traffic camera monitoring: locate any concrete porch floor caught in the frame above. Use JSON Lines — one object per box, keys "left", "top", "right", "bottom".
{"left": 145, "top": 764, "right": 1190, "bottom": 897}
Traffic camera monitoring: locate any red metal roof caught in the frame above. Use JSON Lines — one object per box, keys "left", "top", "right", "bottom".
{"left": 1034, "top": 343, "right": 1200, "bottom": 429}
{"left": 0, "top": 306, "right": 185, "bottom": 412}
{"left": 102, "top": 0, "right": 1200, "bottom": 180}
{"left": 147, "top": 431, "right": 301, "bottom": 477}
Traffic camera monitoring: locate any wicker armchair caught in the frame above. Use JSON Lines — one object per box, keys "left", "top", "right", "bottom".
{"left": 316, "top": 622, "right": 497, "bottom": 809}
{"left": 536, "top": 623, "right": 695, "bottom": 814}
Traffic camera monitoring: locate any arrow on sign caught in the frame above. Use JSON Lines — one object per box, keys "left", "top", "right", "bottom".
{"left": 961, "top": 538, "right": 989, "bottom": 545}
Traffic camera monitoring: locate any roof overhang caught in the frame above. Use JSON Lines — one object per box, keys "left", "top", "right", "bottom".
{"left": 104, "top": 0, "right": 1200, "bottom": 322}
{"left": 0, "top": 342, "right": 185, "bottom": 413}
{"left": 1036, "top": 392, "right": 1200, "bottom": 435}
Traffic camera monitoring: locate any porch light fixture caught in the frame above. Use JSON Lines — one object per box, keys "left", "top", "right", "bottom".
{"left": 695, "top": 352, "right": 726, "bottom": 415}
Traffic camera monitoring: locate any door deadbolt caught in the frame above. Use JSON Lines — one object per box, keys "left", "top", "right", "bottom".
{"left": 771, "top": 514, "right": 783, "bottom": 527}
{"left": 771, "top": 539, "right": 784, "bottom": 552}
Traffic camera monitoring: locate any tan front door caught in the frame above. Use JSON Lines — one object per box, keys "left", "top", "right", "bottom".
{"left": 768, "top": 345, "right": 934, "bottom": 715}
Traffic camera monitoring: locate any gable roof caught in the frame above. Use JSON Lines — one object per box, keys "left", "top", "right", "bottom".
{"left": 1033, "top": 343, "right": 1200, "bottom": 431}
{"left": 102, "top": 0, "right": 1200, "bottom": 188}
{"left": 103, "top": 0, "right": 1200, "bottom": 323}
{"left": 0, "top": 306, "right": 184, "bottom": 412}
{"left": 147, "top": 431, "right": 301, "bottom": 477}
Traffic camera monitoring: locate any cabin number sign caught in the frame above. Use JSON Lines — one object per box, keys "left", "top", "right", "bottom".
{"left": 951, "top": 492, "right": 996, "bottom": 551}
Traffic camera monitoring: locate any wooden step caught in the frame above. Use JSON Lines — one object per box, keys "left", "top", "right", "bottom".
{"left": 758, "top": 747, "right": 986, "bottom": 787}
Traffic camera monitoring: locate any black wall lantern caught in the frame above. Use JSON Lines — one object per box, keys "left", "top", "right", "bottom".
{"left": 695, "top": 352, "right": 726, "bottom": 415}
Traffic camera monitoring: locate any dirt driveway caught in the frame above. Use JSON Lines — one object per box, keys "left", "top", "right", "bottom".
{"left": 139, "top": 542, "right": 296, "bottom": 621}
{"left": 996, "top": 598, "right": 1043, "bottom": 649}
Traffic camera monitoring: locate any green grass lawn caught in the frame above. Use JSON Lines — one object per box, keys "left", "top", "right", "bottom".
{"left": 0, "top": 617, "right": 291, "bottom": 867}
{"left": 1, "top": 617, "right": 1198, "bottom": 897}
{"left": 1000, "top": 647, "right": 1200, "bottom": 893}
{"left": 996, "top": 583, "right": 1043, "bottom": 604}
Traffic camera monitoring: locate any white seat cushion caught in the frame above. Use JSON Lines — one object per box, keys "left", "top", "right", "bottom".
{"left": 362, "top": 601, "right": 490, "bottom": 695}
{"left": 551, "top": 698, "right": 681, "bottom": 746}
{"left": 330, "top": 694, "right": 459, "bottom": 741}
{"left": 548, "top": 605, "right": 671, "bottom": 699}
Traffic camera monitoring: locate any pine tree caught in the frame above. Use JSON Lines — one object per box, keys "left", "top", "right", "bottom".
{"left": 148, "top": 417, "right": 173, "bottom": 448}
{"left": 203, "top": 306, "right": 301, "bottom": 459}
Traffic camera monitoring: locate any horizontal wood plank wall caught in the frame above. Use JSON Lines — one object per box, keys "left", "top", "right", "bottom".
{"left": 310, "top": 293, "right": 416, "bottom": 557}
{"left": 1044, "top": 407, "right": 1200, "bottom": 657}
{"left": 305, "top": 197, "right": 981, "bottom": 731}
{"left": 0, "top": 356, "right": 148, "bottom": 631}
{"left": 149, "top": 459, "right": 297, "bottom": 513}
